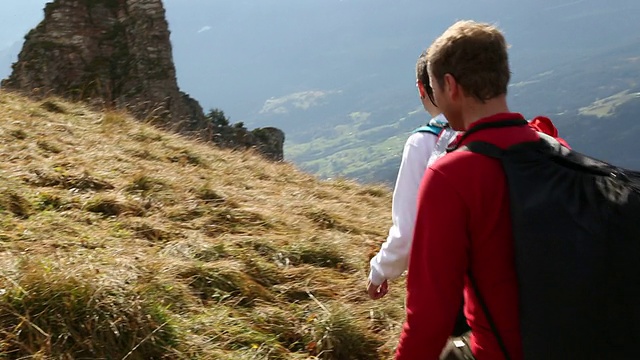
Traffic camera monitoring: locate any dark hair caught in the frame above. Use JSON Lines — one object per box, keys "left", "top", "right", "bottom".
{"left": 416, "top": 50, "right": 437, "bottom": 106}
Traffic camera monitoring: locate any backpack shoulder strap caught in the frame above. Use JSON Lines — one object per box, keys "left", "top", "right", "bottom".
{"left": 412, "top": 124, "right": 444, "bottom": 136}
{"left": 460, "top": 141, "right": 504, "bottom": 159}
{"left": 456, "top": 128, "right": 566, "bottom": 160}
{"left": 468, "top": 272, "right": 512, "bottom": 360}
{"left": 448, "top": 119, "right": 528, "bottom": 152}
{"left": 413, "top": 116, "right": 449, "bottom": 136}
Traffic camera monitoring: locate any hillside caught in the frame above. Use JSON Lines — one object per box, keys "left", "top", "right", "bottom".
{"left": 0, "top": 90, "right": 403, "bottom": 359}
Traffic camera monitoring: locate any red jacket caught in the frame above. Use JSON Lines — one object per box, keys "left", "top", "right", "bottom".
{"left": 395, "top": 113, "right": 542, "bottom": 360}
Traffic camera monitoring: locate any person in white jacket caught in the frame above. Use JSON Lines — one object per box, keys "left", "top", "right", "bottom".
{"left": 366, "top": 51, "right": 456, "bottom": 300}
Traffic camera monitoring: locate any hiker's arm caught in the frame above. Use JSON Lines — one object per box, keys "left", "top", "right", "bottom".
{"left": 395, "top": 168, "right": 468, "bottom": 360}
{"left": 369, "top": 133, "right": 436, "bottom": 287}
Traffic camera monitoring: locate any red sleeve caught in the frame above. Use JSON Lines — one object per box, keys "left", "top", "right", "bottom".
{"left": 395, "top": 167, "right": 469, "bottom": 360}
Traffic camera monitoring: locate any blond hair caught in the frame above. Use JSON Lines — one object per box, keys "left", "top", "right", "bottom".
{"left": 427, "top": 20, "right": 510, "bottom": 101}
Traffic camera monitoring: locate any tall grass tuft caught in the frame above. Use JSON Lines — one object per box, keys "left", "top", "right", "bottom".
{"left": 0, "top": 259, "right": 178, "bottom": 359}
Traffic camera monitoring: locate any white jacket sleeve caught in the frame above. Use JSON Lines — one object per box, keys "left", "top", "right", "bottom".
{"left": 368, "top": 132, "right": 437, "bottom": 286}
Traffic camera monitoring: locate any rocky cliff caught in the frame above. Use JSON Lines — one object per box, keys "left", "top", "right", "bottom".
{"left": 2, "top": 0, "right": 284, "bottom": 161}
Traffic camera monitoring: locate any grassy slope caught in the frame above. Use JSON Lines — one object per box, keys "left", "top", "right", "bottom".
{"left": 0, "top": 91, "right": 405, "bottom": 359}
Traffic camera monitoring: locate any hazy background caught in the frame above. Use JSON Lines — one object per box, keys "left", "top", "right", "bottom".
{"left": 2, "top": 0, "right": 640, "bottom": 183}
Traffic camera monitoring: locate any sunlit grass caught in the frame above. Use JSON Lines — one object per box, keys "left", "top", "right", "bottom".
{"left": 0, "top": 90, "right": 405, "bottom": 359}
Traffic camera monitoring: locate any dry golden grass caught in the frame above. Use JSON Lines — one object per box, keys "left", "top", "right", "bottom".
{"left": 0, "top": 90, "right": 406, "bottom": 359}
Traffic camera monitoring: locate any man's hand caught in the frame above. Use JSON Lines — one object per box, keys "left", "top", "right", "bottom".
{"left": 367, "top": 279, "right": 389, "bottom": 300}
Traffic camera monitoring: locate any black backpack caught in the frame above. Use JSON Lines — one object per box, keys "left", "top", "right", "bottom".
{"left": 454, "top": 119, "right": 640, "bottom": 360}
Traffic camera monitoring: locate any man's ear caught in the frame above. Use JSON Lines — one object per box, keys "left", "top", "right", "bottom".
{"left": 443, "top": 73, "right": 458, "bottom": 100}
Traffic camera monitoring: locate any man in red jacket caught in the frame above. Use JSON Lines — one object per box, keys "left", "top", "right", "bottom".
{"left": 395, "top": 20, "right": 534, "bottom": 360}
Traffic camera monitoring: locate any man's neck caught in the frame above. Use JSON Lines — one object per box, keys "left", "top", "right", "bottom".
{"left": 461, "top": 96, "right": 510, "bottom": 130}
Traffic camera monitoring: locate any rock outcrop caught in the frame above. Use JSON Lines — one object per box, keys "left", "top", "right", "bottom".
{"left": 219, "top": 126, "right": 286, "bottom": 162}
{"left": 2, "top": 0, "right": 284, "bottom": 161}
